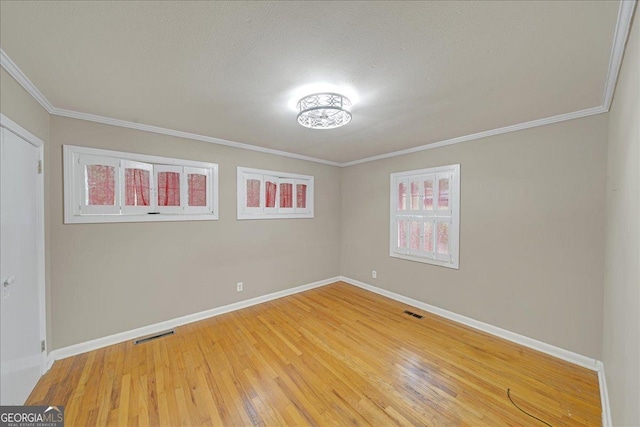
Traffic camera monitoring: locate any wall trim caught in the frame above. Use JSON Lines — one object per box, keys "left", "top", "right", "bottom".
{"left": 47, "top": 276, "right": 339, "bottom": 367}
{"left": 339, "top": 276, "right": 612, "bottom": 425}
{"left": 0, "top": 0, "right": 635, "bottom": 167}
{"left": 0, "top": 50, "right": 55, "bottom": 113}
{"left": 603, "top": 0, "right": 638, "bottom": 111}
{"left": 51, "top": 108, "right": 341, "bottom": 167}
{"left": 339, "top": 106, "right": 607, "bottom": 166}
{"left": 596, "top": 361, "right": 613, "bottom": 427}
{"left": 339, "top": 276, "right": 600, "bottom": 370}
{"left": 45, "top": 276, "right": 612, "bottom": 423}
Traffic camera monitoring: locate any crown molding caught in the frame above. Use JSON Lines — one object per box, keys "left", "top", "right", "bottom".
{"left": 340, "top": 105, "right": 607, "bottom": 167}
{"left": 0, "top": 0, "right": 635, "bottom": 167}
{"left": 603, "top": 0, "right": 637, "bottom": 111}
{"left": 0, "top": 49, "right": 55, "bottom": 113}
{"left": 50, "top": 107, "right": 341, "bottom": 167}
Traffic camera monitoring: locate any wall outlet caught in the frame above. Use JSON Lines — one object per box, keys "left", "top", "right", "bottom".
{"left": 237, "top": 282, "right": 243, "bottom": 292}
{"left": 372, "top": 270, "right": 377, "bottom": 279}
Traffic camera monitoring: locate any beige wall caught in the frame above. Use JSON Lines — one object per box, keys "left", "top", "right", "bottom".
{"left": 340, "top": 114, "right": 608, "bottom": 359}
{"left": 0, "top": 68, "right": 53, "bottom": 350}
{"left": 603, "top": 9, "right": 639, "bottom": 426}
{"left": 48, "top": 116, "right": 341, "bottom": 349}
{"left": 0, "top": 69, "right": 50, "bottom": 143}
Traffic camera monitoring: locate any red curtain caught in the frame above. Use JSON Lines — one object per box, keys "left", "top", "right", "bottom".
{"left": 280, "top": 183, "right": 293, "bottom": 208}
{"left": 296, "top": 184, "right": 307, "bottom": 208}
{"left": 398, "top": 182, "right": 406, "bottom": 210}
{"left": 246, "top": 179, "right": 261, "bottom": 207}
{"left": 265, "top": 181, "right": 277, "bottom": 208}
{"left": 410, "top": 181, "right": 419, "bottom": 210}
{"left": 188, "top": 174, "right": 207, "bottom": 207}
{"left": 125, "top": 169, "right": 150, "bottom": 206}
{"left": 438, "top": 178, "right": 449, "bottom": 209}
{"left": 158, "top": 172, "right": 181, "bottom": 206}
{"left": 87, "top": 165, "right": 115, "bottom": 205}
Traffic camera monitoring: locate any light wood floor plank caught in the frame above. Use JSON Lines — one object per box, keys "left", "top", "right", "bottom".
{"left": 27, "top": 282, "right": 601, "bottom": 426}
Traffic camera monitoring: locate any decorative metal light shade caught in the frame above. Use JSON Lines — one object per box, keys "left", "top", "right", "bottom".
{"left": 297, "top": 93, "right": 352, "bottom": 129}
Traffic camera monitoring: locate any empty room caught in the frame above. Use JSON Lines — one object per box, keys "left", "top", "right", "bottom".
{"left": 0, "top": 1, "right": 638, "bottom": 426}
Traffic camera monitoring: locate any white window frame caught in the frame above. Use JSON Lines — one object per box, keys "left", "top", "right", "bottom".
{"left": 237, "top": 167, "right": 314, "bottom": 220}
{"left": 64, "top": 145, "right": 219, "bottom": 224}
{"left": 390, "top": 164, "right": 460, "bottom": 269}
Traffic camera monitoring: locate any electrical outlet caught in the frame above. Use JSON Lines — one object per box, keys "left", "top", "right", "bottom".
{"left": 237, "top": 282, "right": 243, "bottom": 292}
{"left": 372, "top": 270, "right": 377, "bottom": 279}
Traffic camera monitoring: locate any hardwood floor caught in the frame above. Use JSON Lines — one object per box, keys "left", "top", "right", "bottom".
{"left": 27, "top": 282, "right": 601, "bottom": 426}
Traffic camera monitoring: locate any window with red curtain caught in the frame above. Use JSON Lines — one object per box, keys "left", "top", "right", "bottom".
{"left": 86, "top": 165, "right": 116, "bottom": 205}
{"left": 158, "top": 171, "right": 181, "bottom": 206}
{"left": 296, "top": 183, "right": 307, "bottom": 208}
{"left": 188, "top": 173, "right": 207, "bottom": 206}
{"left": 280, "top": 183, "right": 293, "bottom": 208}
{"left": 125, "top": 168, "right": 150, "bottom": 206}
{"left": 265, "top": 181, "right": 277, "bottom": 208}
{"left": 246, "top": 179, "right": 261, "bottom": 207}
{"left": 391, "top": 165, "right": 459, "bottom": 269}
{"left": 237, "top": 167, "right": 313, "bottom": 219}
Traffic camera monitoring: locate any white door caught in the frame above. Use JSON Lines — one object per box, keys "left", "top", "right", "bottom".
{"left": 0, "top": 127, "right": 43, "bottom": 405}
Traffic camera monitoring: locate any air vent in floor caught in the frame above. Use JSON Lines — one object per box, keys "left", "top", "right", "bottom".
{"left": 134, "top": 329, "right": 175, "bottom": 345}
{"left": 403, "top": 310, "right": 423, "bottom": 319}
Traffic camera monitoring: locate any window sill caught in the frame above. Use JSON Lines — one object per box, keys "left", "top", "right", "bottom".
{"left": 389, "top": 251, "right": 459, "bottom": 269}
{"left": 64, "top": 213, "right": 219, "bottom": 224}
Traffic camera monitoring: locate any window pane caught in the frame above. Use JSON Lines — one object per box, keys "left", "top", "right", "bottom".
{"left": 158, "top": 172, "right": 181, "bottom": 207}
{"left": 265, "top": 180, "right": 277, "bottom": 208}
{"left": 423, "top": 221, "right": 434, "bottom": 252}
{"left": 86, "top": 165, "right": 116, "bottom": 206}
{"left": 280, "top": 183, "right": 293, "bottom": 208}
{"left": 188, "top": 174, "right": 207, "bottom": 207}
{"left": 296, "top": 184, "right": 307, "bottom": 209}
{"left": 398, "top": 182, "right": 407, "bottom": 210}
{"left": 124, "top": 168, "right": 150, "bottom": 206}
{"left": 437, "top": 222, "right": 449, "bottom": 255}
{"left": 398, "top": 220, "right": 408, "bottom": 248}
{"left": 424, "top": 180, "right": 434, "bottom": 210}
{"left": 410, "top": 220, "right": 420, "bottom": 250}
{"left": 246, "top": 179, "right": 261, "bottom": 208}
{"left": 410, "top": 180, "right": 421, "bottom": 210}
{"left": 438, "top": 177, "right": 450, "bottom": 210}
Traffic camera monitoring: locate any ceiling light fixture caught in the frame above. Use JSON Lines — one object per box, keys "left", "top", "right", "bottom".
{"left": 296, "top": 93, "right": 352, "bottom": 129}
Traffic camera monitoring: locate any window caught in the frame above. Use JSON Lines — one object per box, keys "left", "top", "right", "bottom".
{"left": 390, "top": 164, "right": 460, "bottom": 269}
{"left": 64, "top": 145, "right": 218, "bottom": 224}
{"left": 237, "top": 167, "right": 313, "bottom": 219}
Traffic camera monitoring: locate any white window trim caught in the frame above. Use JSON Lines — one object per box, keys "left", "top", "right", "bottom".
{"left": 237, "top": 167, "right": 314, "bottom": 220}
{"left": 389, "top": 164, "right": 460, "bottom": 269}
{"left": 64, "top": 145, "right": 219, "bottom": 224}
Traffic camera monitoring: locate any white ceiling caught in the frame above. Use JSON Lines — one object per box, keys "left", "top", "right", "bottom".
{"left": 0, "top": 1, "right": 623, "bottom": 164}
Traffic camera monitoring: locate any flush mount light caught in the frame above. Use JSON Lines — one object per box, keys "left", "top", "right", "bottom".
{"left": 296, "top": 93, "right": 352, "bottom": 129}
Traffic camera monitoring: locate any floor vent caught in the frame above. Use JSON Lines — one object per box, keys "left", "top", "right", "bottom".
{"left": 403, "top": 310, "right": 423, "bottom": 319}
{"left": 134, "top": 329, "right": 175, "bottom": 345}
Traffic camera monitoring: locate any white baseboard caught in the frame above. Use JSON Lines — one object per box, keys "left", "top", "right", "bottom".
{"left": 47, "top": 276, "right": 339, "bottom": 365}
{"left": 339, "top": 276, "right": 611, "bottom": 426}
{"left": 339, "top": 276, "right": 599, "bottom": 370}
{"left": 45, "top": 275, "right": 611, "bottom": 426}
{"left": 596, "top": 361, "right": 612, "bottom": 427}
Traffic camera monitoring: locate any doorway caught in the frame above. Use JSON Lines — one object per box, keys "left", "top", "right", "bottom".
{"left": 0, "top": 120, "right": 46, "bottom": 405}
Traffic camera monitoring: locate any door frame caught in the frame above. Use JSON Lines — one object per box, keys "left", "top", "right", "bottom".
{"left": 0, "top": 113, "right": 47, "bottom": 375}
